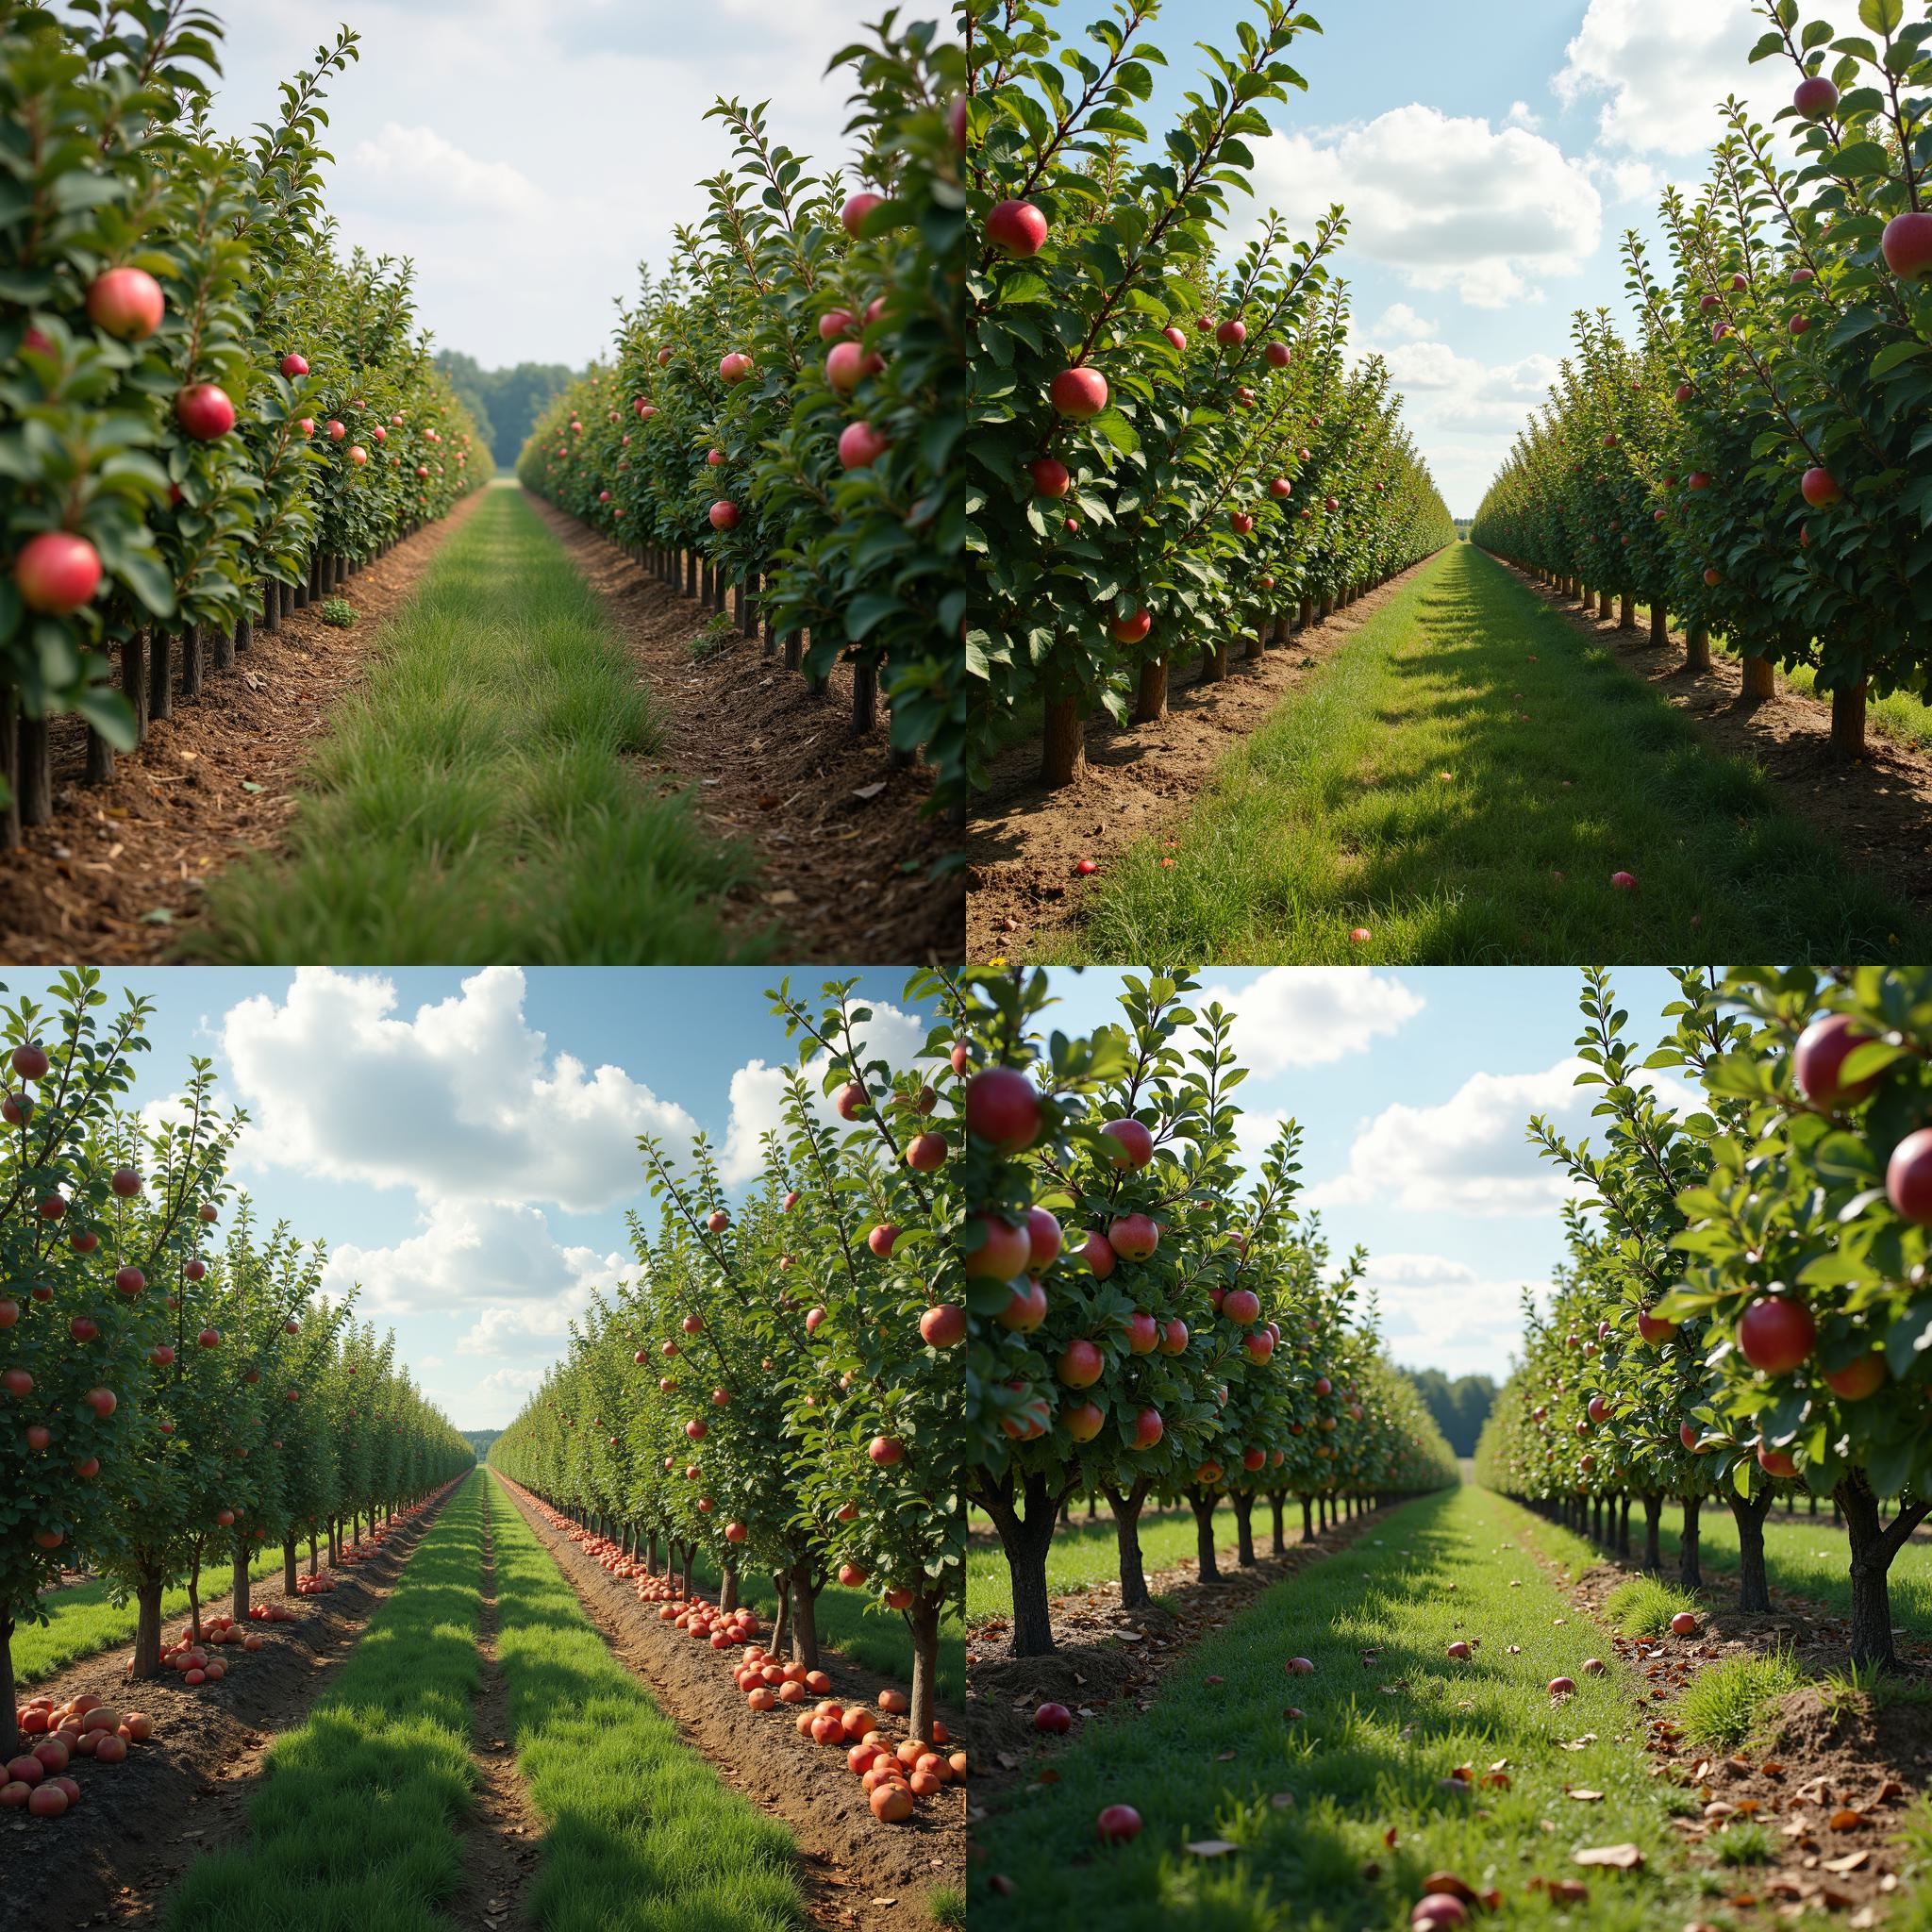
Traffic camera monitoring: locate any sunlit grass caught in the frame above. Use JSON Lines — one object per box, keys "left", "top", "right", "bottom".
{"left": 1676, "top": 1653, "right": 1803, "bottom": 1753}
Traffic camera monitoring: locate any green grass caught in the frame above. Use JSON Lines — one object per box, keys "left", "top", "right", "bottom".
{"left": 15, "top": 1544, "right": 291, "bottom": 1684}
{"left": 970, "top": 1486, "right": 1716, "bottom": 1930}
{"left": 188, "top": 486, "right": 764, "bottom": 963}
{"left": 487, "top": 1474, "right": 808, "bottom": 1932}
{"left": 684, "top": 1548, "right": 965, "bottom": 1705}
{"left": 167, "top": 1474, "right": 485, "bottom": 1930}
{"left": 1644, "top": 1500, "right": 1932, "bottom": 1638}
{"left": 1601, "top": 1575, "right": 1703, "bottom": 1641}
{"left": 1043, "top": 543, "right": 1928, "bottom": 963}
{"left": 968, "top": 1500, "right": 1301, "bottom": 1623}
{"left": 1674, "top": 1653, "right": 1803, "bottom": 1753}
{"left": 1708, "top": 1818, "right": 1776, "bottom": 1866}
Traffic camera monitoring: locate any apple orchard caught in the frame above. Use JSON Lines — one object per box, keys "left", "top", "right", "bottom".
{"left": 517, "top": 16, "right": 971, "bottom": 808}
{"left": 1474, "top": 0, "right": 1932, "bottom": 761}
{"left": 0, "top": 968, "right": 471, "bottom": 1782}
{"left": 964, "top": 0, "right": 1457, "bottom": 791}
{"left": 0, "top": 5, "right": 491, "bottom": 845}
{"left": 489, "top": 973, "right": 965, "bottom": 1814}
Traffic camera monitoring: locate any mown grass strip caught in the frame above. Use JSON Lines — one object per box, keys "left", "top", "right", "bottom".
{"left": 189, "top": 485, "right": 762, "bottom": 964}
{"left": 487, "top": 1475, "right": 807, "bottom": 1932}
{"left": 167, "top": 1474, "right": 486, "bottom": 1931}
{"left": 1052, "top": 542, "right": 1928, "bottom": 964}
{"left": 972, "top": 1486, "right": 1711, "bottom": 1932}
{"left": 16, "top": 1545, "right": 287, "bottom": 1683}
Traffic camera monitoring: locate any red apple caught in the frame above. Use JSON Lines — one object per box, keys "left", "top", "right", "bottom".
{"left": 841, "top": 192, "right": 883, "bottom": 235}
{"left": 1078, "top": 1230, "right": 1117, "bottom": 1279}
{"left": 964, "top": 1067, "right": 1041, "bottom": 1151}
{"left": 1129, "top": 1408, "right": 1163, "bottom": 1449}
{"left": 1737, "top": 1294, "right": 1814, "bottom": 1374}
{"left": 1049, "top": 366, "right": 1108, "bottom": 420}
{"left": 1636, "top": 1307, "right": 1676, "bottom": 1344}
{"left": 986, "top": 199, "right": 1048, "bottom": 257}
{"left": 1756, "top": 1443, "right": 1799, "bottom": 1477}
{"left": 175, "top": 383, "right": 235, "bottom": 440}
{"left": 1108, "top": 608, "right": 1152, "bottom": 645}
{"left": 1670, "top": 1611, "right": 1698, "bottom": 1637}
{"left": 1793, "top": 1012, "right": 1877, "bottom": 1109}
{"left": 1108, "top": 1212, "right": 1158, "bottom": 1261}
{"left": 1793, "top": 75, "right": 1838, "bottom": 119}
{"left": 1801, "top": 466, "right": 1840, "bottom": 508}
{"left": 708, "top": 500, "right": 740, "bottom": 531}
{"left": 279, "top": 352, "right": 309, "bottom": 376}
{"left": 1028, "top": 457, "right": 1071, "bottom": 498}
{"left": 1056, "top": 1340, "right": 1104, "bottom": 1389}
{"left": 719, "top": 352, "right": 753, "bottom": 385}
{"left": 1889, "top": 1126, "right": 1932, "bottom": 1221}
{"left": 1099, "top": 1118, "right": 1155, "bottom": 1169}
{"left": 919, "top": 1305, "right": 965, "bottom": 1348}
{"left": 1823, "top": 1353, "right": 1886, "bottom": 1401}
{"left": 838, "top": 420, "right": 889, "bottom": 470}
{"left": 1880, "top": 211, "right": 1932, "bottom": 280}
{"left": 13, "top": 532, "right": 102, "bottom": 616}
{"left": 86, "top": 266, "right": 166, "bottom": 340}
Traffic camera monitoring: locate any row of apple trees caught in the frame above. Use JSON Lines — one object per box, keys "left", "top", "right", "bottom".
{"left": 1, "top": 2, "right": 491, "bottom": 833}
{"left": 964, "top": 0, "right": 1457, "bottom": 791}
{"left": 1472, "top": 0, "right": 1932, "bottom": 762}
{"left": 515, "top": 14, "right": 969, "bottom": 807}
{"left": 1475, "top": 963, "right": 1932, "bottom": 1671}
{"left": 958, "top": 965, "right": 1458, "bottom": 1658}
{"left": 488, "top": 974, "right": 963, "bottom": 1744}
{"left": 0, "top": 968, "right": 474, "bottom": 1757}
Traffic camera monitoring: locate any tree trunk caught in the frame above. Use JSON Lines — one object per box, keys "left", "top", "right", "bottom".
{"left": 770, "top": 1572, "right": 791, "bottom": 1659}
{"left": 1041, "top": 692, "right": 1086, "bottom": 790}
{"left": 1648, "top": 604, "right": 1667, "bottom": 648}
{"left": 1729, "top": 1489, "right": 1773, "bottom": 1612}
{"left": 1270, "top": 1493, "right": 1286, "bottom": 1556}
{"left": 788, "top": 1559, "right": 821, "bottom": 1670}
{"left": 1836, "top": 1469, "right": 1930, "bottom": 1671}
{"left": 1199, "top": 640, "right": 1226, "bottom": 684}
{"left": 1133, "top": 657, "right": 1169, "bottom": 724}
{"left": 851, "top": 657, "right": 877, "bottom": 736}
{"left": 976, "top": 1469, "right": 1067, "bottom": 1656}
{"left": 187, "top": 1546, "right": 203, "bottom": 1641}
{"left": 308, "top": 1532, "right": 318, "bottom": 1578}
{"left": 1740, "top": 652, "right": 1774, "bottom": 699}
{"left": 1108, "top": 1476, "right": 1152, "bottom": 1609}
{"left": 131, "top": 1561, "right": 165, "bottom": 1677}
{"left": 0, "top": 1613, "right": 13, "bottom": 1760}
{"left": 907, "top": 1593, "right": 942, "bottom": 1747}
{"left": 1678, "top": 1494, "right": 1702, "bottom": 1591}
{"left": 719, "top": 1562, "right": 738, "bottom": 1615}
{"left": 1191, "top": 1489, "right": 1221, "bottom": 1582}
{"left": 1619, "top": 1494, "right": 1632, "bottom": 1558}
{"left": 232, "top": 1541, "right": 250, "bottom": 1624}
{"left": 1596, "top": 588, "right": 1610, "bottom": 620}
{"left": 1831, "top": 681, "right": 1867, "bottom": 761}
{"left": 180, "top": 623, "right": 204, "bottom": 699}
{"left": 1301, "top": 1494, "right": 1314, "bottom": 1541}
{"left": 1231, "top": 1491, "right": 1256, "bottom": 1566}
{"left": 284, "top": 1537, "right": 299, "bottom": 1597}
{"left": 17, "top": 710, "right": 50, "bottom": 825}
{"left": 1686, "top": 625, "right": 1710, "bottom": 671}
{"left": 1642, "top": 1492, "right": 1662, "bottom": 1574}
{"left": 1618, "top": 591, "right": 1635, "bottom": 630}
{"left": 85, "top": 722, "right": 114, "bottom": 786}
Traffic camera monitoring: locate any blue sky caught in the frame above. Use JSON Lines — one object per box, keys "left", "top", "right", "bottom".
{"left": 0, "top": 967, "right": 928, "bottom": 1429}
{"left": 2, "top": 965, "right": 1703, "bottom": 1421}
{"left": 192, "top": 1, "right": 1857, "bottom": 510}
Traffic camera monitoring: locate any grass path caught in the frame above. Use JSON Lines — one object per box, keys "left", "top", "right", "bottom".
{"left": 1052, "top": 542, "right": 1927, "bottom": 963}
{"left": 167, "top": 1474, "right": 486, "bottom": 1929}
{"left": 188, "top": 484, "right": 761, "bottom": 963}
{"left": 16, "top": 1545, "right": 289, "bottom": 1683}
{"left": 485, "top": 1473, "right": 808, "bottom": 1932}
{"left": 972, "top": 1486, "right": 1718, "bottom": 1931}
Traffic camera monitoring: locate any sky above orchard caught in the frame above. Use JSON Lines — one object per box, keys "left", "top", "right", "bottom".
{"left": 192, "top": 0, "right": 1868, "bottom": 508}
{"left": 2, "top": 965, "right": 1699, "bottom": 1421}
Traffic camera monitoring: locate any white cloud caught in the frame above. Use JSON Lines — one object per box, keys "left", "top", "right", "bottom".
{"left": 1373, "top": 303, "right": 1438, "bottom": 343}
{"left": 1505, "top": 100, "right": 1541, "bottom": 133}
{"left": 718, "top": 999, "right": 933, "bottom": 1183}
{"left": 1555, "top": 0, "right": 1867, "bottom": 160}
{"left": 1250, "top": 105, "right": 1602, "bottom": 310}
{"left": 1201, "top": 969, "right": 1425, "bottom": 1077}
{"left": 222, "top": 967, "right": 698, "bottom": 1214}
{"left": 1367, "top": 1253, "right": 1547, "bottom": 1378}
{"left": 348, "top": 125, "right": 548, "bottom": 219}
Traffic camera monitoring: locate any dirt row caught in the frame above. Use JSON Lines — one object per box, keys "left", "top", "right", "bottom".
{"left": 528, "top": 500, "right": 963, "bottom": 964}
{"left": 0, "top": 494, "right": 487, "bottom": 964}
{"left": 1502, "top": 560, "right": 1932, "bottom": 925}
{"left": 1514, "top": 1511, "right": 1932, "bottom": 1921}
{"left": 963, "top": 561, "right": 1435, "bottom": 961}
{"left": 0, "top": 1486, "right": 459, "bottom": 1924}
{"left": 490, "top": 1471, "right": 965, "bottom": 1932}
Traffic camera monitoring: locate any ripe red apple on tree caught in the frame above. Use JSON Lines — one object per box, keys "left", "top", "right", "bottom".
{"left": 1049, "top": 366, "right": 1108, "bottom": 421}
{"left": 708, "top": 500, "right": 740, "bottom": 531}
{"left": 841, "top": 192, "right": 883, "bottom": 235}
{"left": 1099, "top": 1117, "right": 1155, "bottom": 1168}
{"left": 1028, "top": 457, "right": 1071, "bottom": 498}
{"left": 1887, "top": 1127, "right": 1932, "bottom": 1221}
{"left": 1793, "top": 1012, "right": 1876, "bottom": 1109}
{"left": 1736, "top": 1294, "right": 1815, "bottom": 1374}
{"left": 919, "top": 1304, "right": 965, "bottom": 1348}
{"left": 1801, "top": 466, "right": 1840, "bottom": 508}
{"left": 175, "top": 383, "right": 235, "bottom": 440}
{"left": 1793, "top": 75, "right": 1839, "bottom": 118}
{"left": 86, "top": 266, "right": 168, "bottom": 340}
{"left": 985, "top": 199, "right": 1048, "bottom": 257}
{"left": 1880, "top": 211, "right": 1932, "bottom": 281}
{"left": 838, "top": 421, "right": 889, "bottom": 470}
{"left": 964, "top": 1067, "right": 1041, "bottom": 1151}
{"left": 1108, "top": 1212, "right": 1158, "bottom": 1261}
{"left": 12, "top": 532, "right": 103, "bottom": 616}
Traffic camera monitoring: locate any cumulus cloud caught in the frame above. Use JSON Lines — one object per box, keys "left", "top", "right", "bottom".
{"left": 1372, "top": 303, "right": 1439, "bottom": 343}
{"left": 1554, "top": 0, "right": 1868, "bottom": 160}
{"left": 1368, "top": 1253, "right": 1547, "bottom": 1377}
{"left": 1201, "top": 969, "right": 1425, "bottom": 1077}
{"left": 717, "top": 999, "right": 934, "bottom": 1183}
{"left": 1250, "top": 105, "right": 1602, "bottom": 310}
{"left": 347, "top": 125, "right": 548, "bottom": 219}
{"left": 222, "top": 967, "right": 697, "bottom": 1214}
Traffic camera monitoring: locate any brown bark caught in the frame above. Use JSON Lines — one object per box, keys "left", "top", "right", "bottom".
{"left": 1041, "top": 692, "right": 1086, "bottom": 790}
{"left": 907, "top": 1593, "right": 942, "bottom": 1748}
{"left": 1132, "top": 657, "right": 1169, "bottom": 724}
{"left": 1740, "top": 652, "right": 1775, "bottom": 699}
{"left": 1831, "top": 680, "right": 1867, "bottom": 761}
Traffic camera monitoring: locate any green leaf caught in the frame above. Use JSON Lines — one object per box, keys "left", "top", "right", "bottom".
{"left": 1857, "top": 0, "right": 1902, "bottom": 33}
{"left": 1885, "top": 1295, "right": 1932, "bottom": 1377}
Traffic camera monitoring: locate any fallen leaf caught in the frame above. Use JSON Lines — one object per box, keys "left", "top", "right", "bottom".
{"left": 852, "top": 781, "right": 886, "bottom": 802}
{"left": 1184, "top": 1840, "right": 1239, "bottom": 1858}
{"left": 1216, "top": 1750, "right": 1236, "bottom": 1762}
{"left": 1573, "top": 1844, "right": 1643, "bottom": 1870}
{"left": 1567, "top": 1790, "right": 1606, "bottom": 1803}
{"left": 1829, "top": 1809, "right": 1866, "bottom": 1831}
{"left": 1823, "top": 1851, "right": 1870, "bottom": 1874}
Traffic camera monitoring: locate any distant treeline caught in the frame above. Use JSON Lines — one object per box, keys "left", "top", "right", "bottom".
{"left": 462, "top": 1427, "right": 502, "bottom": 1463}
{"left": 434, "top": 351, "right": 581, "bottom": 469}
{"left": 1402, "top": 1368, "right": 1495, "bottom": 1457}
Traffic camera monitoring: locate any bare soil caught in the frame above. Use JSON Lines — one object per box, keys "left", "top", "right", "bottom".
{"left": 1516, "top": 1518, "right": 1932, "bottom": 1922}
{"left": 0, "top": 498, "right": 485, "bottom": 964}
{"left": 963, "top": 565, "right": 1430, "bottom": 960}
{"left": 528, "top": 498, "right": 963, "bottom": 964}
{"left": 1502, "top": 564, "right": 1932, "bottom": 923}
{"left": 0, "top": 1488, "right": 456, "bottom": 1926}
{"left": 493, "top": 1473, "right": 964, "bottom": 1932}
